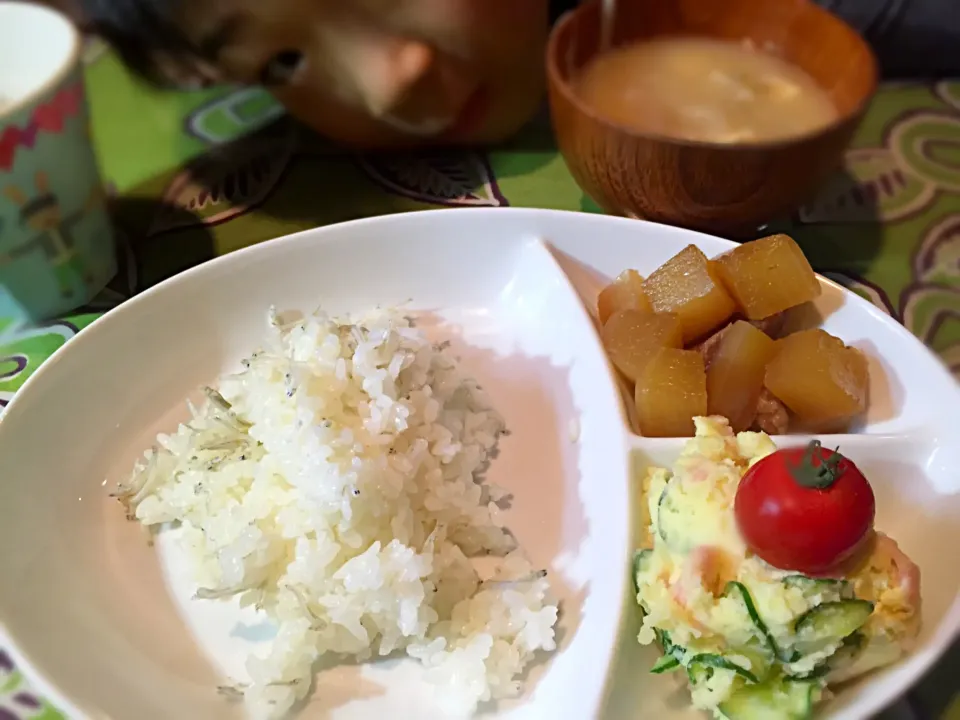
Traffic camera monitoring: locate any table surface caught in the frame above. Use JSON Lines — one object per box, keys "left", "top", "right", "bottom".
{"left": 0, "top": 40, "right": 957, "bottom": 720}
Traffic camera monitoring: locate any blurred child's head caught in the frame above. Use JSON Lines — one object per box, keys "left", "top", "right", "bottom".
{"left": 81, "top": 0, "right": 548, "bottom": 147}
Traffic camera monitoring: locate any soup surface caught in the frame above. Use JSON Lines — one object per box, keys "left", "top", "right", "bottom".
{"left": 575, "top": 37, "right": 839, "bottom": 143}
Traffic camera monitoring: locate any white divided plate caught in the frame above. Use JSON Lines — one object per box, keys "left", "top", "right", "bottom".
{"left": 0, "top": 208, "right": 957, "bottom": 720}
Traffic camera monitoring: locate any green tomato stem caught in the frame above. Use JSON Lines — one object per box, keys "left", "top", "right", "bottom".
{"left": 789, "top": 440, "right": 845, "bottom": 489}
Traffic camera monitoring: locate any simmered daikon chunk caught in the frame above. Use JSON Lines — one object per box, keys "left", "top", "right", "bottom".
{"left": 764, "top": 329, "right": 869, "bottom": 432}
{"left": 706, "top": 321, "right": 778, "bottom": 432}
{"left": 642, "top": 245, "right": 737, "bottom": 343}
{"left": 715, "top": 234, "right": 821, "bottom": 320}
{"left": 635, "top": 348, "right": 707, "bottom": 437}
{"left": 601, "top": 310, "right": 684, "bottom": 382}
{"left": 597, "top": 270, "right": 652, "bottom": 325}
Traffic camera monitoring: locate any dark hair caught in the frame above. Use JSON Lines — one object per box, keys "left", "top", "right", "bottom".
{"left": 76, "top": 0, "right": 206, "bottom": 86}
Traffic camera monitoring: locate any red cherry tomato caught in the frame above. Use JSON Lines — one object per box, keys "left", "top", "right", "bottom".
{"left": 734, "top": 441, "right": 875, "bottom": 575}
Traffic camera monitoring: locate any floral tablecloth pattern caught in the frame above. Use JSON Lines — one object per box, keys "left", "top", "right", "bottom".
{"left": 0, "top": 41, "right": 957, "bottom": 720}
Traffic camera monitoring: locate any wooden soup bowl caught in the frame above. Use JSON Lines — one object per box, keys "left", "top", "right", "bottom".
{"left": 546, "top": 0, "right": 878, "bottom": 236}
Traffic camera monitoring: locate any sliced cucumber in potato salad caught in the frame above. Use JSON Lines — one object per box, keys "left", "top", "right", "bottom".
{"left": 634, "top": 563, "right": 874, "bottom": 718}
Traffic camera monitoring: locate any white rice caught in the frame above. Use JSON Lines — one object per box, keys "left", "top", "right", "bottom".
{"left": 115, "top": 307, "right": 558, "bottom": 719}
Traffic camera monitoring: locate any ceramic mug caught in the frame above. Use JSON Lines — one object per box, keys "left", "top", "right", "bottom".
{"left": 0, "top": 1, "right": 115, "bottom": 324}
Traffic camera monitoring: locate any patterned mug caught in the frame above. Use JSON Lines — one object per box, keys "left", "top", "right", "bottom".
{"left": 0, "top": 1, "right": 115, "bottom": 324}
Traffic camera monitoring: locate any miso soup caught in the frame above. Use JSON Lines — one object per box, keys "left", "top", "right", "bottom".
{"left": 575, "top": 37, "right": 839, "bottom": 144}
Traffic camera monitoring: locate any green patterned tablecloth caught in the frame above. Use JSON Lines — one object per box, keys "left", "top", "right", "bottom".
{"left": 0, "top": 40, "right": 958, "bottom": 720}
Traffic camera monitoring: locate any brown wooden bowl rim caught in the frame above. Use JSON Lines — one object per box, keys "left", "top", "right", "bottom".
{"left": 545, "top": 0, "right": 880, "bottom": 152}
